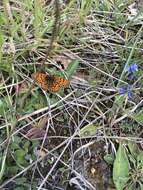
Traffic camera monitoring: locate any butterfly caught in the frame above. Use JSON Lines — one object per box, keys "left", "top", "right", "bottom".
{"left": 32, "top": 72, "right": 69, "bottom": 93}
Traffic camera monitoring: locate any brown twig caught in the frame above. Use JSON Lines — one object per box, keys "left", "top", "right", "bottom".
{"left": 41, "top": 0, "right": 60, "bottom": 70}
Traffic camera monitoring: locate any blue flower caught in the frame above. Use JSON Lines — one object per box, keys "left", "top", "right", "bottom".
{"left": 119, "top": 64, "right": 139, "bottom": 98}
{"left": 119, "top": 86, "right": 126, "bottom": 95}
{"left": 127, "top": 64, "right": 138, "bottom": 73}
{"left": 119, "top": 85, "right": 133, "bottom": 98}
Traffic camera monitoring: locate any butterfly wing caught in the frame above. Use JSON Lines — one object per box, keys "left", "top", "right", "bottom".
{"left": 32, "top": 72, "right": 69, "bottom": 92}
{"left": 32, "top": 72, "right": 49, "bottom": 91}
{"left": 48, "top": 76, "right": 69, "bottom": 93}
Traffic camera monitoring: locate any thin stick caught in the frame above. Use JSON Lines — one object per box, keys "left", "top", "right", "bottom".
{"left": 41, "top": 0, "right": 60, "bottom": 70}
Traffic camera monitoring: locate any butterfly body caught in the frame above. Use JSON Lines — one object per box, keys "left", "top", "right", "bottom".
{"left": 32, "top": 72, "right": 69, "bottom": 93}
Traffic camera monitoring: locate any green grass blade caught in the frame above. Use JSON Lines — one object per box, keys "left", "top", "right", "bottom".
{"left": 65, "top": 59, "right": 79, "bottom": 78}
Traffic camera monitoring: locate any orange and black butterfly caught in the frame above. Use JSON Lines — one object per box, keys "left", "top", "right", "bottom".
{"left": 32, "top": 72, "right": 69, "bottom": 93}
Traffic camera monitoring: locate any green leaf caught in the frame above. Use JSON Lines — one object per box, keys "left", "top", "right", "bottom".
{"left": 111, "top": 95, "right": 125, "bottom": 114}
{"left": 137, "top": 152, "right": 143, "bottom": 168}
{"left": 78, "top": 124, "right": 101, "bottom": 137}
{"left": 130, "top": 110, "right": 143, "bottom": 125}
{"left": 0, "top": 99, "right": 5, "bottom": 116}
{"left": 127, "top": 142, "right": 140, "bottom": 158}
{"left": 15, "top": 177, "right": 27, "bottom": 185}
{"left": 104, "top": 154, "right": 114, "bottom": 165}
{"left": 113, "top": 142, "right": 130, "bottom": 190}
{"left": 11, "top": 141, "right": 20, "bottom": 150}
{"left": 45, "top": 60, "right": 79, "bottom": 80}
{"left": 0, "top": 31, "right": 4, "bottom": 47}
{"left": 65, "top": 60, "right": 79, "bottom": 78}
{"left": 23, "top": 141, "right": 30, "bottom": 152}
{"left": 15, "top": 149, "right": 27, "bottom": 166}
{"left": 0, "top": 98, "right": 10, "bottom": 116}
{"left": 115, "top": 95, "right": 125, "bottom": 108}
{"left": 34, "top": 0, "right": 45, "bottom": 38}
{"left": 0, "top": 57, "right": 13, "bottom": 73}
{"left": 6, "top": 166, "right": 19, "bottom": 176}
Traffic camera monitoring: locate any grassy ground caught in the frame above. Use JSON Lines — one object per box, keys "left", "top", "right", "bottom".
{"left": 0, "top": 0, "right": 143, "bottom": 190}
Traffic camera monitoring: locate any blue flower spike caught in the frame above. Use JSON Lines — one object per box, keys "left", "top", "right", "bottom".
{"left": 127, "top": 64, "right": 138, "bottom": 73}
{"left": 127, "top": 86, "right": 133, "bottom": 99}
{"left": 119, "top": 85, "right": 133, "bottom": 99}
{"left": 119, "top": 64, "right": 139, "bottom": 98}
{"left": 119, "top": 86, "right": 126, "bottom": 95}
